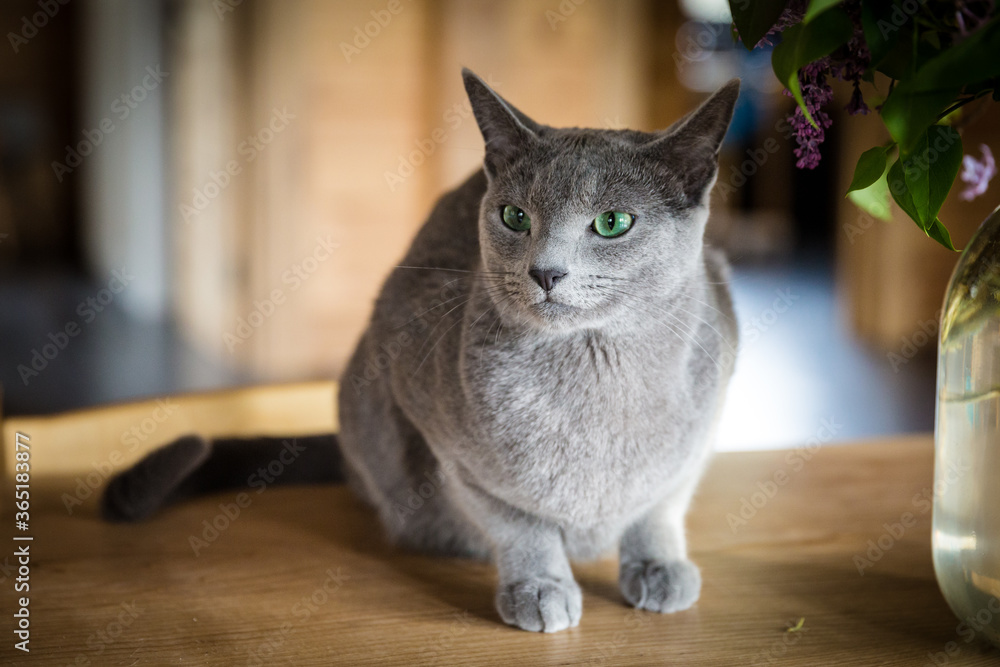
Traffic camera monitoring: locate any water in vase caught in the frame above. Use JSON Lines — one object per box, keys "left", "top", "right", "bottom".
{"left": 934, "top": 208, "right": 1000, "bottom": 646}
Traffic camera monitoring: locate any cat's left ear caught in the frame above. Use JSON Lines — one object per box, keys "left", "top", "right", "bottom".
{"left": 462, "top": 68, "right": 542, "bottom": 177}
{"left": 647, "top": 79, "right": 741, "bottom": 206}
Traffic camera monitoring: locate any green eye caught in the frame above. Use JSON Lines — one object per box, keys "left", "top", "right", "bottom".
{"left": 501, "top": 205, "right": 531, "bottom": 231}
{"left": 593, "top": 211, "right": 634, "bottom": 238}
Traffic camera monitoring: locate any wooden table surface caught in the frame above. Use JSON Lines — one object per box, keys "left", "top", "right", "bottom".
{"left": 3, "top": 435, "right": 998, "bottom": 666}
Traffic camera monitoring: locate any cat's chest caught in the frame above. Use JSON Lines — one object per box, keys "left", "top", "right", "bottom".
{"left": 451, "top": 329, "right": 712, "bottom": 525}
{"left": 467, "top": 331, "right": 685, "bottom": 437}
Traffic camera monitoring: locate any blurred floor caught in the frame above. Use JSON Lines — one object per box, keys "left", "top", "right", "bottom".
{"left": 717, "top": 254, "right": 936, "bottom": 450}
{"left": 0, "top": 269, "right": 252, "bottom": 416}
{"left": 0, "top": 260, "right": 936, "bottom": 449}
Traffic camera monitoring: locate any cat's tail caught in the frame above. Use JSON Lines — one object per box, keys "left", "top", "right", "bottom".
{"left": 101, "top": 433, "right": 344, "bottom": 522}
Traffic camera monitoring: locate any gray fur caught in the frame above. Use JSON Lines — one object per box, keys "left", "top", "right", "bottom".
{"left": 339, "top": 69, "right": 740, "bottom": 632}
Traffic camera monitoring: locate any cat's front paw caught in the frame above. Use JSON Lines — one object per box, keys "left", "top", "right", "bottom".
{"left": 496, "top": 576, "right": 582, "bottom": 633}
{"left": 619, "top": 558, "right": 701, "bottom": 613}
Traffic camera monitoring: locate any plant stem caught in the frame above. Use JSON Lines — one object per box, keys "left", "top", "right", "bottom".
{"left": 938, "top": 89, "right": 995, "bottom": 124}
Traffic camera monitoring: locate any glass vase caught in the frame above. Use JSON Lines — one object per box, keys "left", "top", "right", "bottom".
{"left": 934, "top": 205, "right": 1000, "bottom": 646}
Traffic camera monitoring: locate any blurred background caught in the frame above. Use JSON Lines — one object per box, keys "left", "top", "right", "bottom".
{"left": 0, "top": 0, "right": 997, "bottom": 450}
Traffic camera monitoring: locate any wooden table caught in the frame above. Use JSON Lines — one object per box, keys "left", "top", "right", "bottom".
{"left": 2, "top": 434, "right": 998, "bottom": 665}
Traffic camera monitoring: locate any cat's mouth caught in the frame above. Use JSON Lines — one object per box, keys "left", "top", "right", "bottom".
{"left": 530, "top": 298, "right": 577, "bottom": 314}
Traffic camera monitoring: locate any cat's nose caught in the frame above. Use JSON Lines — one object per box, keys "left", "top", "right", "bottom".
{"left": 528, "top": 268, "right": 567, "bottom": 292}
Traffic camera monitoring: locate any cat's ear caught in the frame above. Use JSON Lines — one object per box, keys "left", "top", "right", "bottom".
{"left": 647, "top": 79, "right": 741, "bottom": 206}
{"left": 462, "top": 68, "right": 541, "bottom": 177}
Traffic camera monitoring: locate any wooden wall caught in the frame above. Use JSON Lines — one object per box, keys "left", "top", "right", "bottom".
{"left": 170, "top": 0, "right": 691, "bottom": 380}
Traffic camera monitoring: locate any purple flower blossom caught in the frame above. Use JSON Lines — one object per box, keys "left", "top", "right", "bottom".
{"left": 769, "top": 1, "right": 871, "bottom": 169}
{"left": 960, "top": 144, "right": 996, "bottom": 201}
{"left": 846, "top": 84, "right": 869, "bottom": 115}
{"left": 956, "top": 0, "right": 994, "bottom": 37}
{"left": 828, "top": 3, "right": 871, "bottom": 116}
{"left": 785, "top": 60, "right": 834, "bottom": 169}
{"left": 754, "top": 0, "right": 808, "bottom": 48}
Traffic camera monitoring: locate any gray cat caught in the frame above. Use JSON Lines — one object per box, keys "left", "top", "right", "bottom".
{"left": 104, "top": 69, "right": 740, "bottom": 633}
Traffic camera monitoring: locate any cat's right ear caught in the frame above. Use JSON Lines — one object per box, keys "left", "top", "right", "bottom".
{"left": 462, "top": 68, "right": 540, "bottom": 177}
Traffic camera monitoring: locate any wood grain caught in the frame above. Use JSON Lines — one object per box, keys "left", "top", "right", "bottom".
{"left": 2, "top": 431, "right": 997, "bottom": 665}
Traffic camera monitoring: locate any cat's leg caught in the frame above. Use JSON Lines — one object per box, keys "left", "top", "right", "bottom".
{"left": 339, "top": 334, "right": 490, "bottom": 559}
{"left": 456, "top": 485, "right": 582, "bottom": 632}
{"left": 618, "top": 477, "right": 702, "bottom": 614}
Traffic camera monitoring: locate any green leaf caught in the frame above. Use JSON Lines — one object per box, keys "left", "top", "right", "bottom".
{"left": 861, "top": 0, "right": 901, "bottom": 71}
{"left": 803, "top": 0, "right": 841, "bottom": 23}
{"left": 881, "top": 16, "right": 1000, "bottom": 150}
{"left": 881, "top": 88, "right": 958, "bottom": 152}
{"left": 772, "top": 8, "right": 854, "bottom": 127}
{"left": 848, "top": 167, "right": 892, "bottom": 222}
{"left": 872, "top": 25, "right": 917, "bottom": 80}
{"left": 903, "top": 17, "right": 1000, "bottom": 93}
{"left": 887, "top": 156, "right": 919, "bottom": 222}
{"left": 785, "top": 75, "right": 817, "bottom": 128}
{"left": 926, "top": 218, "right": 958, "bottom": 251}
{"left": 847, "top": 145, "right": 892, "bottom": 193}
{"left": 886, "top": 126, "right": 963, "bottom": 250}
{"left": 729, "top": 0, "right": 787, "bottom": 51}
{"left": 901, "top": 125, "right": 963, "bottom": 225}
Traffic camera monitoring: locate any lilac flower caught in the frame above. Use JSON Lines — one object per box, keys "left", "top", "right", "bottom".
{"left": 754, "top": 0, "right": 808, "bottom": 48}
{"left": 956, "top": 0, "right": 994, "bottom": 37}
{"left": 846, "top": 84, "right": 869, "bottom": 115}
{"left": 828, "top": 3, "right": 871, "bottom": 116}
{"left": 785, "top": 60, "right": 834, "bottom": 169}
{"left": 960, "top": 144, "right": 996, "bottom": 201}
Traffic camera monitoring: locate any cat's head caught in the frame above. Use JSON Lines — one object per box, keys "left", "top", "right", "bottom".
{"left": 463, "top": 68, "right": 739, "bottom": 334}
